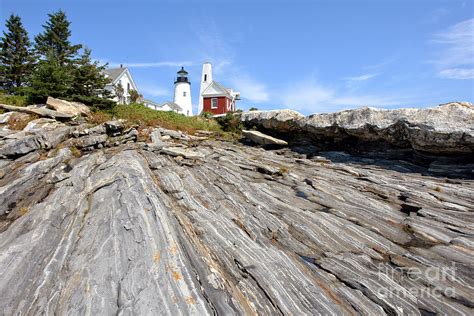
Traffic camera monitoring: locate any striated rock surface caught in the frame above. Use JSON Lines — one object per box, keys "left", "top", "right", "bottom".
{"left": 0, "top": 113, "right": 473, "bottom": 315}
{"left": 240, "top": 102, "right": 474, "bottom": 155}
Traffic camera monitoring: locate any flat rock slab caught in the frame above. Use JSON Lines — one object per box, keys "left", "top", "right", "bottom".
{"left": 46, "top": 97, "right": 91, "bottom": 116}
{"left": 0, "top": 103, "right": 74, "bottom": 120}
{"left": 160, "top": 146, "right": 205, "bottom": 160}
{"left": 242, "top": 130, "right": 288, "bottom": 146}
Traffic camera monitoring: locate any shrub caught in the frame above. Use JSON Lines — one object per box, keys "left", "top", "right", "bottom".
{"left": 200, "top": 111, "right": 213, "bottom": 119}
{"left": 0, "top": 91, "right": 29, "bottom": 106}
{"left": 108, "top": 103, "right": 222, "bottom": 134}
{"left": 249, "top": 107, "right": 258, "bottom": 111}
{"left": 215, "top": 112, "right": 243, "bottom": 133}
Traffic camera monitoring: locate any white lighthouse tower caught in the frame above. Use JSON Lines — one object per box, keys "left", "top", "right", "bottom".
{"left": 173, "top": 67, "right": 193, "bottom": 116}
{"left": 198, "top": 62, "right": 213, "bottom": 115}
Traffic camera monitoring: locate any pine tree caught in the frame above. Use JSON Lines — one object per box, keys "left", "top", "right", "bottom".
{"left": 34, "top": 10, "right": 81, "bottom": 65}
{"left": 28, "top": 50, "right": 73, "bottom": 101}
{"left": 70, "top": 48, "right": 110, "bottom": 97}
{"left": 0, "top": 14, "right": 33, "bottom": 92}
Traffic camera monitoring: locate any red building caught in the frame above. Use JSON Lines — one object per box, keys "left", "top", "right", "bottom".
{"left": 201, "top": 81, "right": 240, "bottom": 115}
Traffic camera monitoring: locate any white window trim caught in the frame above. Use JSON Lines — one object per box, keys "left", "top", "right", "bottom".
{"left": 211, "top": 98, "right": 218, "bottom": 109}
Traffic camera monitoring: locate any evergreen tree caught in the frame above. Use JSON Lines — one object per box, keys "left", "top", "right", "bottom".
{"left": 28, "top": 50, "right": 73, "bottom": 102}
{"left": 34, "top": 10, "right": 81, "bottom": 65}
{"left": 0, "top": 14, "right": 33, "bottom": 92}
{"left": 71, "top": 48, "right": 110, "bottom": 97}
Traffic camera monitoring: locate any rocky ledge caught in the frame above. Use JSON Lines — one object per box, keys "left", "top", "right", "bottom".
{"left": 240, "top": 103, "right": 474, "bottom": 178}
{"left": 0, "top": 104, "right": 473, "bottom": 315}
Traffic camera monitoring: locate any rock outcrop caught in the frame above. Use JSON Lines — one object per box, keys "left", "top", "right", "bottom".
{"left": 46, "top": 97, "right": 91, "bottom": 117}
{"left": 0, "top": 107, "right": 473, "bottom": 315}
{"left": 240, "top": 102, "right": 474, "bottom": 155}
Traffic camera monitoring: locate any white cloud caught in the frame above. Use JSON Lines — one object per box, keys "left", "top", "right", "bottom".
{"left": 343, "top": 73, "right": 379, "bottom": 82}
{"left": 438, "top": 68, "right": 474, "bottom": 79}
{"left": 279, "top": 80, "right": 408, "bottom": 113}
{"left": 230, "top": 75, "right": 269, "bottom": 103}
{"left": 432, "top": 18, "right": 474, "bottom": 79}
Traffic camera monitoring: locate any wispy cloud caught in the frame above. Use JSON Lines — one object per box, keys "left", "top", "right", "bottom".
{"left": 230, "top": 75, "right": 269, "bottom": 103}
{"left": 343, "top": 73, "right": 379, "bottom": 82}
{"left": 431, "top": 18, "right": 474, "bottom": 79}
{"left": 279, "top": 79, "right": 411, "bottom": 113}
{"left": 438, "top": 68, "right": 474, "bottom": 80}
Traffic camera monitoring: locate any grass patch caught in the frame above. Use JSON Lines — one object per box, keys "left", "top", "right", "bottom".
{"left": 0, "top": 92, "right": 29, "bottom": 107}
{"left": 107, "top": 103, "right": 222, "bottom": 134}
{"left": 89, "top": 110, "right": 112, "bottom": 125}
{"left": 7, "top": 113, "right": 39, "bottom": 130}
{"left": 70, "top": 146, "right": 82, "bottom": 158}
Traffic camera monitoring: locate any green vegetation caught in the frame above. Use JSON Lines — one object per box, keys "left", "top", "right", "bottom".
{"left": 249, "top": 107, "right": 259, "bottom": 111}
{"left": 98, "top": 103, "right": 222, "bottom": 134}
{"left": 215, "top": 112, "right": 243, "bottom": 133}
{"left": 0, "top": 91, "right": 28, "bottom": 106}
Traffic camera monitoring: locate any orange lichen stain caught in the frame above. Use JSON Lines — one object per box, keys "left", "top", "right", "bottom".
{"left": 144, "top": 207, "right": 151, "bottom": 212}
{"left": 169, "top": 243, "right": 178, "bottom": 254}
{"left": 153, "top": 252, "right": 161, "bottom": 263}
{"left": 172, "top": 270, "right": 182, "bottom": 281}
{"left": 185, "top": 296, "right": 196, "bottom": 305}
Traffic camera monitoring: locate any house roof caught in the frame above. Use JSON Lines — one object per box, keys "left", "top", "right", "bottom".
{"left": 104, "top": 67, "right": 139, "bottom": 93}
{"left": 201, "top": 80, "right": 240, "bottom": 100}
{"left": 142, "top": 99, "right": 161, "bottom": 107}
{"left": 201, "top": 81, "right": 231, "bottom": 97}
{"left": 161, "top": 101, "right": 182, "bottom": 111}
{"left": 103, "top": 67, "right": 127, "bottom": 83}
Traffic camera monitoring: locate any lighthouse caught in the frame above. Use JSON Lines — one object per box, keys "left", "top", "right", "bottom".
{"left": 198, "top": 62, "right": 213, "bottom": 115}
{"left": 173, "top": 67, "right": 192, "bottom": 116}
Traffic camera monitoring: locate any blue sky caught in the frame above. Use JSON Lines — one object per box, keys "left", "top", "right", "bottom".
{"left": 1, "top": 0, "right": 473, "bottom": 114}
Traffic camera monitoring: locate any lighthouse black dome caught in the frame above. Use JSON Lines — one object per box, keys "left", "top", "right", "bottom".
{"left": 175, "top": 66, "right": 190, "bottom": 84}
{"left": 177, "top": 67, "right": 188, "bottom": 75}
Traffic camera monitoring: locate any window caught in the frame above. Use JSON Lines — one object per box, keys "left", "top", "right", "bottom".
{"left": 183, "top": 91, "right": 186, "bottom": 97}
{"left": 127, "top": 82, "right": 130, "bottom": 93}
{"left": 204, "top": 74, "right": 207, "bottom": 82}
{"left": 211, "top": 98, "right": 218, "bottom": 109}
{"left": 187, "top": 110, "right": 189, "bottom": 116}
